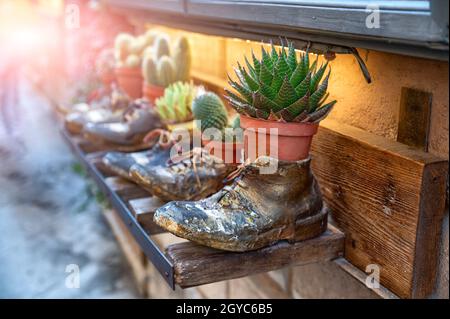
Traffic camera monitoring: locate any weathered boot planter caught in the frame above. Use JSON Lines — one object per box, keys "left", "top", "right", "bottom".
{"left": 240, "top": 115, "right": 318, "bottom": 161}
{"left": 143, "top": 83, "right": 165, "bottom": 104}
{"left": 154, "top": 156, "right": 328, "bottom": 251}
{"left": 115, "top": 67, "right": 143, "bottom": 99}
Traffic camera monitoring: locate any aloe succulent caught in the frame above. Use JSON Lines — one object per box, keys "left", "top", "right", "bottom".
{"left": 225, "top": 40, "right": 336, "bottom": 123}
{"left": 156, "top": 82, "right": 198, "bottom": 123}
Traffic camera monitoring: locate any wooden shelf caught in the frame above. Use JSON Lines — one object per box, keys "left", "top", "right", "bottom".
{"left": 60, "top": 128, "right": 345, "bottom": 290}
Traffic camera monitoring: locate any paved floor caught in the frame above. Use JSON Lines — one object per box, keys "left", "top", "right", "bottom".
{"left": 0, "top": 78, "right": 139, "bottom": 298}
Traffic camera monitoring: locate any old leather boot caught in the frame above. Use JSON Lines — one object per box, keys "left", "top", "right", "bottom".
{"left": 102, "top": 144, "right": 171, "bottom": 181}
{"left": 65, "top": 86, "right": 130, "bottom": 134}
{"left": 129, "top": 148, "right": 235, "bottom": 201}
{"left": 83, "top": 99, "right": 165, "bottom": 146}
{"left": 154, "top": 156, "right": 328, "bottom": 251}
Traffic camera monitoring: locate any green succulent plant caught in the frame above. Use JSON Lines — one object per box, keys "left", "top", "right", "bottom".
{"left": 192, "top": 92, "right": 228, "bottom": 132}
{"left": 225, "top": 40, "right": 336, "bottom": 123}
{"left": 156, "top": 82, "right": 197, "bottom": 123}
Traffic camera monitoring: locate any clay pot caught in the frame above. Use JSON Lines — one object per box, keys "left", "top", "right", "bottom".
{"left": 240, "top": 115, "right": 318, "bottom": 161}
{"left": 202, "top": 137, "right": 244, "bottom": 165}
{"left": 115, "top": 67, "right": 143, "bottom": 99}
{"left": 143, "top": 83, "right": 165, "bottom": 104}
{"left": 100, "top": 70, "right": 115, "bottom": 87}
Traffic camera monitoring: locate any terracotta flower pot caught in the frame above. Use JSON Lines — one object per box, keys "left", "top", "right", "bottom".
{"left": 202, "top": 137, "right": 244, "bottom": 165}
{"left": 100, "top": 70, "right": 115, "bottom": 87}
{"left": 143, "top": 83, "right": 165, "bottom": 104}
{"left": 240, "top": 115, "right": 318, "bottom": 162}
{"left": 115, "top": 67, "right": 143, "bottom": 99}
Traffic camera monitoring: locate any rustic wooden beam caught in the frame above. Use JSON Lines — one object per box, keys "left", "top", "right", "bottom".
{"left": 397, "top": 87, "right": 432, "bottom": 151}
{"left": 105, "top": 177, "right": 150, "bottom": 201}
{"left": 129, "top": 197, "right": 167, "bottom": 235}
{"left": 166, "top": 225, "right": 344, "bottom": 288}
{"left": 311, "top": 119, "right": 448, "bottom": 298}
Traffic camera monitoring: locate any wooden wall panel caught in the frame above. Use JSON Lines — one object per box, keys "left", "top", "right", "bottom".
{"left": 311, "top": 119, "right": 448, "bottom": 298}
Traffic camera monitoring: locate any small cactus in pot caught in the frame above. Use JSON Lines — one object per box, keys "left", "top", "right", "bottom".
{"left": 193, "top": 92, "right": 243, "bottom": 164}
{"left": 225, "top": 40, "right": 337, "bottom": 161}
{"left": 155, "top": 81, "right": 199, "bottom": 125}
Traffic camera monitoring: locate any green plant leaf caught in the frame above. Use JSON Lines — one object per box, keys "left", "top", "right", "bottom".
{"left": 270, "top": 42, "right": 279, "bottom": 64}
{"left": 309, "top": 70, "right": 330, "bottom": 112}
{"left": 270, "top": 72, "right": 283, "bottom": 93}
{"left": 251, "top": 50, "right": 261, "bottom": 76}
{"left": 261, "top": 46, "right": 274, "bottom": 72}
{"left": 273, "top": 76, "right": 298, "bottom": 110}
{"left": 310, "top": 62, "right": 328, "bottom": 93}
{"left": 289, "top": 55, "right": 308, "bottom": 87}
{"left": 259, "top": 80, "right": 277, "bottom": 101}
{"left": 238, "top": 62, "right": 259, "bottom": 91}
{"left": 225, "top": 88, "right": 249, "bottom": 106}
{"left": 305, "top": 100, "right": 336, "bottom": 123}
{"left": 256, "top": 109, "right": 270, "bottom": 119}
{"left": 245, "top": 56, "right": 257, "bottom": 80}
{"left": 276, "top": 93, "right": 309, "bottom": 121}
{"left": 252, "top": 91, "right": 279, "bottom": 112}
{"left": 259, "top": 62, "right": 273, "bottom": 86}
{"left": 286, "top": 42, "right": 297, "bottom": 71}
{"left": 275, "top": 53, "right": 290, "bottom": 79}
{"left": 228, "top": 74, "right": 253, "bottom": 103}
{"left": 224, "top": 95, "right": 257, "bottom": 117}
{"left": 294, "top": 72, "right": 311, "bottom": 98}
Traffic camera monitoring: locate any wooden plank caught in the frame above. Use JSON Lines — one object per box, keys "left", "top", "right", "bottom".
{"left": 311, "top": 119, "right": 448, "bottom": 298}
{"left": 105, "top": 176, "right": 149, "bottom": 201}
{"left": 397, "top": 87, "right": 432, "bottom": 151}
{"left": 334, "top": 258, "right": 399, "bottom": 299}
{"left": 129, "top": 197, "right": 167, "bottom": 235}
{"left": 166, "top": 225, "right": 344, "bottom": 288}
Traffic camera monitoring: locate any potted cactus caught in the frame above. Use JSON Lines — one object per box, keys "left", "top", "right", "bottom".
{"left": 155, "top": 81, "right": 199, "bottom": 131}
{"left": 95, "top": 49, "right": 116, "bottom": 86}
{"left": 225, "top": 40, "right": 336, "bottom": 161}
{"left": 193, "top": 92, "right": 244, "bottom": 164}
{"left": 142, "top": 36, "right": 191, "bottom": 103}
{"left": 114, "top": 33, "right": 146, "bottom": 99}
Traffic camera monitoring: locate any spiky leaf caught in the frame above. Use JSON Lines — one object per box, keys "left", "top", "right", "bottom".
{"left": 245, "top": 56, "right": 257, "bottom": 79}
{"left": 225, "top": 88, "right": 249, "bottom": 106}
{"left": 310, "top": 62, "right": 328, "bottom": 92}
{"left": 270, "top": 72, "right": 283, "bottom": 93}
{"left": 304, "top": 100, "right": 336, "bottom": 123}
{"left": 289, "top": 55, "right": 309, "bottom": 87}
{"left": 259, "top": 63, "right": 273, "bottom": 86}
{"left": 238, "top": 63, "right": 259, "bottom": 91}
{"left": 270, "top": 42, "right": 279, "bottom": 64}
{"left": 252, "top": 91, "right": 279, "bottom": 112}
{"left": 275, "top": 54, "right": 290, "bottom": 79}
{"left": 286, "top": 42, "right": 297, "bottom": 71}
{"left": 228, "top": 75, "right": 253, "bottom": 103}
{"left": 276, "top": 93, "right": 309, "bottom": 121}
{"left": 261, "top": 46, "right": 274, "bottom": 71}
{"left": 259, "top": 80, "right": 277, "bottom": 101}
{"left": 295, "top": 72, "right": 311, "bottom": 98}
{"left": 251, "top": 50, "right": 261, "bottom": 76}
{"left": 273, "top": 76, "right": 298, "bottom": 110}
{"left": 309, "top": 71, "right": 330, "bottom": 112}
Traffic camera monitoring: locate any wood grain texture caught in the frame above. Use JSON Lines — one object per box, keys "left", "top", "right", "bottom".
{"left": 128, "top": 197, "right": 167, "bottom": 235}
{"left": 105, "top": 177, "right": 149, "bottom": 201}
{"left": 167, "top": 225, "right": 344, "bottom": 288}
{"left": 311, "top": 119, "right": 448, "bottom": 298}
{"left": 397, "top": 87, "right": 432, "bottom": 151}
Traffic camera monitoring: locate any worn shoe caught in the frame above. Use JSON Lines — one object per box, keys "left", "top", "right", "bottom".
{"left": 154, "top": 156, "right": 327, "bottom": 251}
{"left": 65, "top": 85, "right": 130, "bottom": 134}
{"left": 83, "top": 99, "right": 166, "bottom": 146}
{"left": 128, "top": 148, "right": 235, "bottom": 201}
